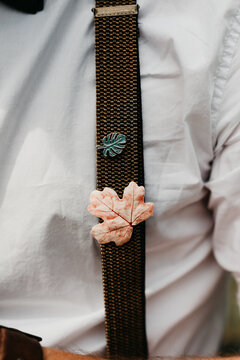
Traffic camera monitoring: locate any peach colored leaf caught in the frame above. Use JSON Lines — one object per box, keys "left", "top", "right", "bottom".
{"left": 88, "top": 181, "right": 154, "bottom": 246}
{"left": 88, "top": 187, "right": 120, "bottom": 221}
{"left": 91, "top": 218, "right": 133, "bottom": 246}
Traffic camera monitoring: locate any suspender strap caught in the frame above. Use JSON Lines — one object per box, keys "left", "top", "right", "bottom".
{"left": 93, "top": 1, "right": 147, "bottom": 358}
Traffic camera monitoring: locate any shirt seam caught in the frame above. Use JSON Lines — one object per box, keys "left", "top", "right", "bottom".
{"left": 211, "top": 2, "right": 240, "bottom": 154}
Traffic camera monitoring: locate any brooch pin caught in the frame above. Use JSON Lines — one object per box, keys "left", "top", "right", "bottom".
{"left": 96, "top": 133, "right": 126, "bottom": 157}
{"left": 88, "top": 181, "right": 154, "bottom": 246}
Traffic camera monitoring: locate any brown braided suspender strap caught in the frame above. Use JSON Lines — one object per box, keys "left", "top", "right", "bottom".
{"left": 93, "top": 1, "right": 147, "bottom": 358}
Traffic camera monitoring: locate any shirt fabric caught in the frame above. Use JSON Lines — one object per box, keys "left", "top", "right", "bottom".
{"left": 0, "top": 0, "right": 240, "bottom": 357}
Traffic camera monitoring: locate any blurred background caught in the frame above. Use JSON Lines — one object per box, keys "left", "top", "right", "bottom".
{"left": 219, "top": 276, "right": 240, "bottom": 356}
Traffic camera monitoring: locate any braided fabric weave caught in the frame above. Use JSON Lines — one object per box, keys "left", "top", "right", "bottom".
{"left": 94, "top": 0, "right": 147, "bottom": 357}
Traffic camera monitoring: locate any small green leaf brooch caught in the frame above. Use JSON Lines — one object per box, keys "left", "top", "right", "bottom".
{"left": 96, "top": 133, "right": 126, "bottom": 157}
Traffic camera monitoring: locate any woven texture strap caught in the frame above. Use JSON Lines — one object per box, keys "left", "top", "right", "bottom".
{"left": 94, "top": 0, "right": 147, "bottom": 358}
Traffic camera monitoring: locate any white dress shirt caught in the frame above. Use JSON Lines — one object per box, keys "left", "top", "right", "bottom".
{"left": 0, "top": 0, "right": 240, "bottom": 356}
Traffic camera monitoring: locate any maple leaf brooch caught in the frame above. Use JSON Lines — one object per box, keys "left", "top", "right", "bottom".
{"left": 88, "top": 181, "right": 154, "bottom": 246}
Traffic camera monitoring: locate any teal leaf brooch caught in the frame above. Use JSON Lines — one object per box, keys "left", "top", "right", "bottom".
{"left": 96, "top": 133, "right": 126, "bottom": 157}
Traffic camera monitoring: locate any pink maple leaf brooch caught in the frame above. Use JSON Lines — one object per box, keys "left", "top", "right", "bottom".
{"left": 88, "top": 181, "right": 154, "bottom": 246}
